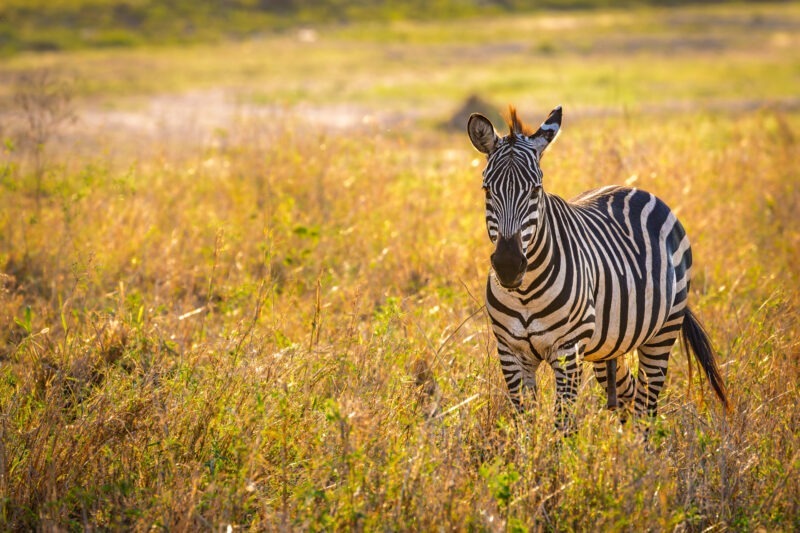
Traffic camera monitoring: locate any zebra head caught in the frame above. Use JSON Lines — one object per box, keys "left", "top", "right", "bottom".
{"left": 467, "top": 105, "right": 562, "bottom": 289}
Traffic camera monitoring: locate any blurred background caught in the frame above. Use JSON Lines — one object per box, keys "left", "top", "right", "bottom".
{"left": 1, "top": 0, "right": 798, "bottom": 157}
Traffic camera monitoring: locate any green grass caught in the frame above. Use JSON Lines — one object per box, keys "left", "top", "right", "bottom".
{"left": 2, "top": 3, "right": 799, "bottom": 110}
{"left": 0, "top": 0, "right": 763, "bottom": 55}
{"left": 1, "top": 3, "right": 799, "bottom": 530}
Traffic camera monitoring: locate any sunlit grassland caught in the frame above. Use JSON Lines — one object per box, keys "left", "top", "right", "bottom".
{"left": 2, "top": 3, "right": 799, "bottom": 109}
{"left": 1, "top": 3, "right": 799, "bottom": 531}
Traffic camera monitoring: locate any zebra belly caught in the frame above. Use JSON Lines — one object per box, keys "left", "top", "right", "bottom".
{"left": 581, "top": 244, "right": 679, "bottom": 362}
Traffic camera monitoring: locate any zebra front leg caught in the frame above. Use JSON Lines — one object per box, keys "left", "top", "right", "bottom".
{"left": 497, "top": 341, "right": 541, "bottom": 412}
{"left": 549, "top": 348, "right": 582, "bottom": 433}
{"left": 592, "top": 357, "right": 635, "bottom": 422}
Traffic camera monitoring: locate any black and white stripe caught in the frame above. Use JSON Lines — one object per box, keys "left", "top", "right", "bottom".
{"left": 468, "top": 106, "right": 728, "bottom": 430}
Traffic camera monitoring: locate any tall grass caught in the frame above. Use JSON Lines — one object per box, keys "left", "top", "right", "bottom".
{"left": 1, "top": 3, "right": 799, "bottom": 529}
{"left": 1, "top": 102, "right": 798, "bottom": 529}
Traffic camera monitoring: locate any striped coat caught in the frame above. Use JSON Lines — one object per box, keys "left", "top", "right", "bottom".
{"left": 468, "top": 106, "right": 728, "bottom": 430}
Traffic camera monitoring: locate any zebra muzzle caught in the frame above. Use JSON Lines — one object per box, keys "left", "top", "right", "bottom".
{"left": 491, "top": 233, "right": 527, "bottom": 288}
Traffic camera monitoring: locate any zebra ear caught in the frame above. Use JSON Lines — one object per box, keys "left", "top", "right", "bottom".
{"left": 530, "top": 105, "right": 562, "bottom": 154}
{"left": 467, "top": 113, "right": 499, "bottom": 155}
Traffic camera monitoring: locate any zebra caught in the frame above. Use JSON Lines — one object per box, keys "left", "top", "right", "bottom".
{"left": 467, "top": 105, "right": 728, "bottom": 431}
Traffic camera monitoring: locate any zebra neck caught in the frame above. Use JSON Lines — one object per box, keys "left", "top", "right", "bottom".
{"left": 519, "top": 193, "right": 575, "bottom": 295}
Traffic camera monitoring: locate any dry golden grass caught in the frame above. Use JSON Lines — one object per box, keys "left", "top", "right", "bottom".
{"left": 1, "top": 106, "right": 798, "bottom": 530}
{"left": 1, "top": 4, "right": 799, "bottom": 531}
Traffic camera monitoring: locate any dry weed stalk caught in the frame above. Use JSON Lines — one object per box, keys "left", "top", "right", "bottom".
{"left": 12, "top": 69, "right": 76, "bottom": 208}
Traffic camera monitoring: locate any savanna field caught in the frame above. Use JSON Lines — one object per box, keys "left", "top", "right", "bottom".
{"left": 1, "top": 1, "right": 799, "bottom": 530}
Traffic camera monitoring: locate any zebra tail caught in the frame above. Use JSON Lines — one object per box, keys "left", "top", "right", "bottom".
{"left": 681, "top": 307, "right": 730, "bottom": 411}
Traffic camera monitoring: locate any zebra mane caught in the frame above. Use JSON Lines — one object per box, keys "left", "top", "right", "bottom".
{"left": 504, "top": 106, "right": 535, "bottom": 142}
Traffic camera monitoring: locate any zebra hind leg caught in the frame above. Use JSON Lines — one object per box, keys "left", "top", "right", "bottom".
{"left": 634, "top": 320, "right": 683, "bottom": 423}
{"left": 592, "top": 357, "right": 635, "bottom": 422}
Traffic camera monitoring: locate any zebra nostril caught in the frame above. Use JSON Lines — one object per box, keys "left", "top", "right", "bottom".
{"left": 492, "top": 253, "right": 524, "bottom": 269}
